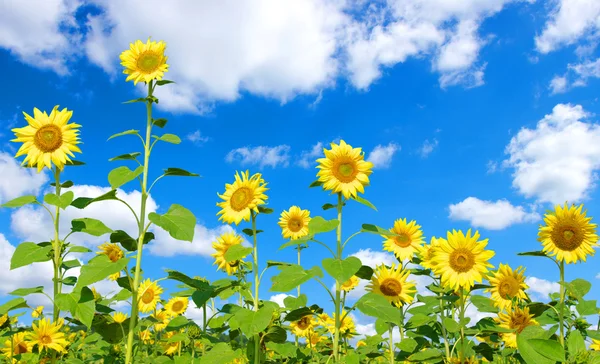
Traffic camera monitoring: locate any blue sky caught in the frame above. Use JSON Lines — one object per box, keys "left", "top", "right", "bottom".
{"left": 1, "top": 0, "right": 600, "bottom": 331}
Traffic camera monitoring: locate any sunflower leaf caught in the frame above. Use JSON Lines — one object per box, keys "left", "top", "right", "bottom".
{"left": 0, "top": 195, "right": 37, "bottom": 208}
{"left": 163, "top": 167, "right": 200, "bottom": 177}
{"left": 156, "top": 80, "right": 176, "bottom": 86}
{"left": 322, "top": 257, "right": 362, "bottom": 283}
{"left": 75, "top": 255, "right": 130, "bottom": 290}
{"left": 108, "top": 152, "right": 141, "bottom": 162}
{"left": 107, "top": 129, "right": 140, "bottom": 140}
{"left": 242, "top": 228, "right": 263, "bottom": 237}
{"left": 517, "top": 251, "right": 548, "bottom": 257}
{"left": 152, "top": 133, "right": 181, "bottom": 144}
{"left": 352, "top": 195, "right": 377, "bottom": 211}
{"left": 0, "top": 298, "right": 28, "bottom": 315}
{"left": 270, "top": 264, "right": 323, "bottom": 292}
{"left": 108, "top": 165, "right": 143, "bottom": 189}
{"left": 71, "top": 218, "right": 113, "bottom": 237}
{"left": 355, "top": 293, "right": 402, "bottom": 326}
{"left": 361, "top": 224, "right": 396, "bottom": 236}
{"left": 9, "top": 286, "right": 44, "bottom": 297}
{"left": 10, "top": 242, "right": 52, "bottom": 269}
{"left": 71, "top": 189, "right": 118, "bottom": 209}
{"left": 152, "top": 118, "right": 168, "bottom": 128}
{"left": 307, "top": 216, "right": 339, "bottom": 235}
{"left": 148, "top": 204, "right": 196, "bottom": 242}
{"left": 308, "top": 180, "right": 323, "bottom": 188}
{"left": 224, "top": 245, "right": 253, "bottom": 263}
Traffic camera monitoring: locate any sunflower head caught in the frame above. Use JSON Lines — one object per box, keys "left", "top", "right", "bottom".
{"left": 120, "top": 38, "right": 169, "bottom": 85}
{"left": 367, "top": 264, "right": 416, "bottom": 307}
{"left": 217, "top": 171, "right": 268, "bottom": 225}
{"left": 139, "top": 329, "right": 153, "bottom": 344}
{"left": 341, "top": 275, "right": 360, "bottom": 292}
{"left": 591, "top": 339, "right": 600, "bottom": 351}
{"left": 290, "top": 315, "right": 315, "bottom": 337}
{"left": 486, "top": 264, "right": 528, "bottom": 310}
{"left": 382, "top": 218, "right": 426, "bottom": 261}
{"left": 152, "top": 309, "right": 170, "bottom": 332}
{"left": 27, "top": 318, "right": 68, "bottom": 353}
{"left": 97, "top": 242, "right": 124, "bottom": 262}
{"left": 32, "top": 305, "right": 44, "bottom": 318}
{"left": 2, "top": 331, "right": 32, "bottom": 357}
{"left": 138, "top": 279, "right": 163, "bottom": 313}
{"left": 111, "top": 312, "right": 128, "bottom": 324}
{"left": 316, "top": 140, "right": 374, "bottom": 199}
{"left": 212, "top": 231, "right": 245, "bottom": 275}
{"left": 165, "top": 297, "right": 189, "bottom": 317}
{"left": 418, "top": 236, "right": 441, "bottom": 270}
{"left": 278, "top": 206, "right": 311, "bottom": 240}
{"left": 496, "top": 306, "right": 538, "bottom": 348}
{"left": 538, "top": 203, "right": 598, "bottom": 264}
{"left": 323, "top": 311, "right": 355, "bottom": 338}
{"left": 162, "top": 331, "right": 182, "bottom": 356}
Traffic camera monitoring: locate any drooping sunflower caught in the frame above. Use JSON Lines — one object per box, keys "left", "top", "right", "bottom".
{"left": 32, "top": 305, "right": 44, "bottom": 318}
{"left": 217, "top": 171, "right": 268, "bottom": 225}
{"left": 2, "top": 331, "right": 31, "bottom": 357}
{"left": 11, "top": 105, "right": 82, "bottom": 172}
{"left": 162, "top": 331, "right": 182, "bottom": 356}
{"left": 111, "top": 312, "right": 128, "bottom": 324}
{"left": 120, "top": 38, "right": 169, "bottom": 85}
{"left": 212, "top": 232, "right": 245, "bottom": 275}
{"left": 341, "top": 275, "right": 360, "bottom": 292}
{"left": 486, "top": 264, "right": 528, "bottom": 310}
{"left": 382, "top": 218, "right": 426, "bottom": 261}
{"left": 418, "top": 236, "right": 441, "bottom": 271}
{"left": 290, "top": 315, "right": 315, "bottom": 337}
{"left": 431, "top": 229, "right": 495, "bottom": 291}
{"left": 138, "top": 279, "right": 163, "bottom": 313}
{"left": 316, "top": 140, "right": 374, "bottom": 199}
{"left": 496, "top": 306, "right": 538, "bottom": 348}
{"left": 538, "top": 203, "right": 598, "bottom": 264}
{"left": 278, "top": 206, "right": 311, "bottom": 240}
{"left": 27, "top": 318, "right": 68, "bottom": 353}
{"left": 367, "top": 264, "right": 416, "bottom": 307}
{"left": 97, "top": 242, "right": 124, "bottom": 262}
{"left": 165, "top": 297, "right": 188, "bottom": 317}
{"left": 152, "top": 309, "right": 170, "bottom": 332}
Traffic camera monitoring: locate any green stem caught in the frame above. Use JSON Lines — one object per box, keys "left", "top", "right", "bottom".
{"left": 332, "top": 193, "right": 343, "bottom": 363}
{"left": 252, "top": 212, "right": 260, "bottom": 364}
{"left": 52, "top": 168, "right": 62, "bottom": 322}
{"left": 389, "top": 326, "right": 394, "bottom": 364}
{"left": 559, "top": 260, "right": 565, "bottom": 347}
{"left": 124, "top": 81, "right": 154, "bottom": 364}
{"left": 459, "top": 290, "right": 466, "bottom": 362}
{"left": 438, "top": 290, "right": 451, "bottom": 360}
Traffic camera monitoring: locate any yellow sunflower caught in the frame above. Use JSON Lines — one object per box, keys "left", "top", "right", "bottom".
{"left": 323, "top": 311, "right": 355, "bottom": 338}
{"left": 367, "top": 264, "right": 416, "bottom": 307}
{"left": 111, "top": 312, "right": 128, "bottom": 324}
{"left": 591, "top": 339, "right": 600, "bottom": 350}
{"left": 91, "top": 287, "right": 101, "bottom": 301}
{"left": 496, "top": 306, "right": 538, "bottom": 348}
{"left": 486, "top": 264, "right": 528, "bottom": 310}
{"left": 217, "top": 171, "right": 268, "bottom": 225}
{"left": 418, "top": 237, "right": 441, "bottom": 271}
{"left": 27, "top": 318, "right": 68, "bottom": 353}
{"left": 137, "top": 279, "right": 163, "bottom": 313}
{"left": 97, "top": 242, "right": 124, "bottom": 262}
{"left": 307, "top": 331, "right": 326, "bottom": 349}
{"left": 382, "top": 218, "right": 426, "bottom": 261}
{"left": 0, "top": 314, "right": 7, "bottom": 327}
{"left": 165, "top": 297, "right": 188, "bottom": 317}
{"left": 162, "top": 331, "right": 182, "bottom": 356}
{"left": 11, "top": 105, "right": 81, "bottom": 172}
{"left": 431, "top": 229, "right": 495, "bottom": 291}
{"left": 278, "top": 206, "right": 311, "bottom": 240}
{"left": 120, "top": 38, "right": 169, "bottom": 85}
{"left": 212, "top": 232, "right": 245, "bottom": 275}
{"left": 152, "top": 309, "right": 170, "bottom": 332}
{"left": 538, "top": 203, "right": 598, "bottom": 264}
{"left": 108, "top": 272, "right": 120, "bottom": 281}
{"left": 341, "top": 275, "right": 360, "bottom": 292}
{"left": 32, "top": 305, "right": 44, "bottom": 318}
{"left": 139, "top": 329, "right": 153, "bottom": 344}
{"left": 316, "top": 140, "right": 374, "bottom": 199}
{"left": 2, "top": 331, "right": 31, "bottom": 357}
{"left": 290, "top": 315, "right": 315, "bottom": 337}
{"left": 356, "top": 340, "right": 367, "bottom": 348}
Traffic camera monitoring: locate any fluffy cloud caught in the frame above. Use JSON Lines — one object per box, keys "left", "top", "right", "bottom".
{"left": 548, "top": 58, "right": 600, "bottom": 93}
{"left": 297, "top": 142, "right": 323, "bottom": 169}
{"left": 186, "top": 130, "right": 210, "bottom": 145}
{"left": 367, "top": 143, "right": 400, "bottom": 169}
{"left": 419, "top": 139, "right": 439, "bottom": 158}
{"left": 0, "top": 152, "right": 49, "bottom": 205}
{"left": 448, "top": 197, "right": 540, "bottom": 230}
{"left": 269, "top": 293, "right": 292, "bottom": 308}
{"left": 503, "top": 104, "right": 600, "bottom": 204}
{"left": 549, "top": 75, "right": 568, "bottom": 94}
{"left": 226, "top": 145, "right": 291, "bottom": 169}
{"left": 525, "top": 277, "right": 559, "bottom": 301}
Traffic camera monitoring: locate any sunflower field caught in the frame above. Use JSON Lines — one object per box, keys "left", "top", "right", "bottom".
{"left": 1, "top": 38, "right": 600, "bottom": 364}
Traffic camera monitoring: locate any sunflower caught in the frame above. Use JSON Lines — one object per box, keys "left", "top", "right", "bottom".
{"left": 290, "top": 315, "right": 315, "bottom": 337}
{"left": 591, "top": 339, "right": 600, "bottom": 350}
{"left": 165, "top": 297, "right": 188, "bottom": 317}
{"left": 367, "top": 264, "right": 416, "bottom": 307}
{"left": 212, "top": 232, "right": 246, "bottom": 275}
{"left": 383, "top": 218, "right": 426, "bottom": 261}
{"left": 217, "top": 171, "right": 268, "bottom": 225}
{"left": 109, "top": 272, "right": 120, "bottom": 281}
{"left": 97, "top": 242, "right": 124, "bottom": 262}
{"left": 28, "top": 318, "right": 68, "bottom": 353}
{"left": 120, "top": 38, "right": 169, "bottom": 85}
{"left": 11, "top": 105, "right": 81, "bottom": 172}
{"left": 486, "top": 264, "right": 528, "bottom": 310}
{"left": 152, "top": 309, "right": 170, "bottom": 332}
{"left": 307, "top": 331, "right": 326, "bottom": 349}
{"left": 91, "top": 287, "right": 101, "bottom": 301}
{"left": 538, "top": 203, "right": 598, "bottom": 264}
{"left": 496, "top": 307, "right": 538, "bottom": 348}
{"left": 418, "top": 237, "right": 441, "bottom": 271}
{"left": 341, "top": 275, "right": 360, "bottom": 292}
{"left": 162, "top": 331, "right": 182, "bottom": 356}
{"left": 137, "top": 279, "right": 163, "bottom": 313}
{"left": 111, "top": 312, "right": 128, "bottom": 324}
{"left": 2, "top": 332, "right": 31, "bottom": 357}
{"left": 139, "top": 329, "right": 153, "bottom": 344}
{"left": 323, "top": 311, "right": 356, "bottom": 338}
{"left": 316, "top": 140, "right": 374, "bottom": 199}
{"left": 32, "top": 305, "right": 44, "bottom": 318}
{"left": 431, "top": 229, "right": 495, "bottom": 291}
{"left": 278, "top": 206, "right": 311, "bottom": 240}
{"left": 0, "top": 314, "right": 7, "bottom": 328}
{"left": 356, "top": 340, "right": 367, "bottom": 348}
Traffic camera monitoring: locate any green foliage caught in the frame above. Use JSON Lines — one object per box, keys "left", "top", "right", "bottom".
{"left": 148, "top": 204, "right": 196, "bottom": 242}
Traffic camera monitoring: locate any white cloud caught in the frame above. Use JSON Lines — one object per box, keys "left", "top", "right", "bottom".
{"left": 352, "top": 249, "right": 396, "bottom": 268}
{"left": 367, "top": 143, "right": 400, "bottom": 169}
{"left": 549, "top": 75, "right": 568, "bottom": 94}
{"left": 148, "top": 224, "right": 233, "bottom": 257}
{"left": 226, "top": 145, "right": 291, "bottom": 169}
{"left": 185, "top": 300, "right": 215, "bottom": 329}
{"left": 525, "top": 277, "right": 559, "bottom": 301}
{"left": 448, "top": 197, "right": 540, "bottom": 230}
{"left": 503, "top": 103, "right": 600, "bottom": 204}
{"left": 464, "top": 302, "right": 494, "bottom": 324}
{"left": 548, "top": 58, "right": 600, "bottom": 93}
{"left": 186, "top": 130, "right": 210, "bottom": 145}
{"left": 269, "top": 294, "right": 292, "bottom": 308}
{"left": 297, "top": 142, "right": 323, "bottom": 169}
{"left": 419, "top": 139, "right": 439, "bottom": 158}
{"left": 0, "top": 152, "right": 49, "bottom": 205}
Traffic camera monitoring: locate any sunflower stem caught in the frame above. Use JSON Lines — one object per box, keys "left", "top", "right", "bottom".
{"left": 438, "top": 289, "right": 451, "bottom": 360}
{"left": 52, "top": 168, "right": 62, "bottom": 323}
{"left": 389, "top": 325, "right": 395, "bottom": 364}
{"left": 558, "top": 260, "right": 565, "bottom": 347}
{"left": 332, "top": 193, "right": 343, "bottom": 363}
{"left": 459, "top": 289, "right": 466, "bottom": 362}
{"left": 125, "top": 81, "right": 154, "bottom": 364}
{"left": 252, "top": 212, "right": 260, "bottom": 364}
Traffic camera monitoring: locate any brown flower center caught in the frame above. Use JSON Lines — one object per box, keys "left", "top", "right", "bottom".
{"left": 394, "top": 233, "right": 412, "bottom": 248}
{"left": 333, "top": 158, "right": 358, "bottom": 183}
{"left": 34, "top": 124, "right": 63, "bottom": 153}
{"left": 449, "top": 249, "right": 475, "bottom": 273}
{"left": 230, "top": 187, "right": 253, "bottom": 211}
{"left": 287, "top": 217, "right": 304, "bottom": 233}
{"left": 498, "top": 277, "right": 519, "bottom": 299}
{"left": 40, "top": 335, "right": 52, "bottom": 344}
{"left": 137, "top": 51, "right": 161, "bottom": 73}
{"left": 379, "top": 278, "right": 402, "bottom": 296}
{"left": 172, "top": 301, "right": 184, "bottom": 313}
{"left": 551, "top": 223, "right": 584, "bottom": 251}
{"left": 297, "top": 316, "right": 311, "bottom": 330}
{"left": 510, "top": 313, "right": 531, "bottom": 333}
{"left": 141, "top": 290, "right": 154, "bottom": 304}
{"left": 15, "top": 342, "right": 28, "bottom": 354}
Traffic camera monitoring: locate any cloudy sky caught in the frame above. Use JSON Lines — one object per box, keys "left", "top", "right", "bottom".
{"left": 1, "top": 0, "right": 599, "bottom": 336}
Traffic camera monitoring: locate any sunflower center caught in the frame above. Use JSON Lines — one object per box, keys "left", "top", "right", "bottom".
{"left": 34, "top": 125, "right": 63, "bottom": 153}
{"left": 40, "top": 335, "right": 52, "bottom": 344}
{"left": 394, "top": 233, "right": 412, "bottom": 248}
{"left": 287, "top": 217, "right": 304, "bottom": 233}
{"left": 297, "top": 316, "right": 311, "bottom": 330}
{"left": 551, "top": 224, "right": 583, "bottom": 251}
{"left": 498, "top": 277, "right": 519, "bottom": 299}
{"left": 449, "top": 249, "right": 475, "bottom": 273}
{"left": 172, "top": 301, "right": 184, "bottom": 313}
{"left": 137, "top": 51, "right": 161, "bottom": 73}
{"left": 228, "top": 260, "right": 240, "bottom": 268}
{"left": 510, "top": 313, "right": 529, "bottom": 332}
{"left": 230, "top": 187, "right": 253, "bottom": 211}
{"left": 141, "top": 290, "right": 154, "bottom": 304}
{"left": 15, "top": 342, "right": 28, "bottom": 354}
{"left": 333, "top": 159, "right": 358, "bottom": 183}
{"left": 380, "top": 278, "right": 403, "bottom": 296}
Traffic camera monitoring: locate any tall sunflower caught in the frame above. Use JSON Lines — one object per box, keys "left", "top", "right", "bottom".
{"left": 165, "top": 297, "right": 188, "bottom": 317}
{"left": 316, "top": 140, "right": 373, "bottom": 199}
{"left": 120, "top": 38, "right": 169, "bottom": 85}
{"left": 138, "top": 279, "right": 163, "bottom": 313}
{"left": 418, "top": 237, "right": 441, "bottom": 270}
{"left": 486, "top": 264, "right": 528, "bottom": 310}
{"left": 27, "top": 318, "right": 68, "bottom": 353}
{"left": 382, "top": 218, "right": 425, "bottom": 261}
{"left": 538, "top": 203, "right": 598, "bottom": 264}
{"left": 367, "top": 264, "right": 416, "bottom": 307}
{"left": 2, "top": 332, "right": 31, "bottom": 357}
{"left": 217, "top": 171, "right": 268, "bottom": 225}
{"left": 290, "top": 315, "right": 315, "bottom": 338}
{"left": 496, "top": 307, "right": 538, "bottom": 348}
{"left": 111, "top": 312, "right": 128, "bottom": 324}
{"left": 278, "top": 206, "right": 311, "bottom": 240}
{"left": 431, "top": 229, "right": 495, "bottom": 291}
{"left": 11, "top": 105, "right": 81, "bottom": 172}
{"left": 341, "top": 275, "right": 360, "bottom": 292}
{"left": 212, "top": 232, "right": 245, "bottom": 275}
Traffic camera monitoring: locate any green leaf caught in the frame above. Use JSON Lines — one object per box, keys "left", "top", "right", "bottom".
{"left": 443, "top": 317, "right": 460, "bottom": 333}
{"left": 242, "top": 228, "right": 264, "bottom": 237}
{"left": 10, "top": 242, "right": 52, "bottom": 269}
{"left": 148, "top": 204, "right": 196, "bottom": 242}
{"left": 257, "top": 206, "right": 274, "bottom": 214}
{"left": 71, "top": 189, "right": 118, "bottom": 209}
{"left": 270, "top": 264, "right": 323, "bottom": 292}
{"left": 55, "top": 289, "right": 95, "bottom": 328}
{"left": 8, "top": 286, "right": 44, "bottom": 296}
{"left": 322, "top": 203, "right": 336, "bottom": 210}
{"left": 153, "top": 118, "right": 168, "bottom": 128}
{"left": 61, "top": 276, "right": 77, "bottom": 286}
{"left": 61, "top": 259, "right": 81, "bottom": 270}
{"left": 110, "top": 230, "right": 154, "bottom": 252}
{"left": 517, "top": 326, "right": 555, "bottom": 364}
{"left": 0, "top": 298, "right": 27, "bottom": 315}
{"left": 576, "top": 299, "right": 597, "bottom": 316}
{"left": 166, "top": 316, "right": 190, "bottom": 331}
{"left": 65, "top": 160, "right": 85, "bottom": 166}
{"left": 517, "top": 251, "right": 548, "bottom": 257}
{"left": 397, "top": 337, "right": 418, "bottom": 353}
{"left": 198, "top": 342, "right": 239, "bottom": 364}
{"left": 528, "top": 339, "right": 565, "bottom": 362}
{"left": 407, "top": 313, "right": 433, "bottom": 328}
{"left": 266, "top": 342, "right": 296, "bottom": 358}
{"left": 308, "top": 180, "right": 323, "bottom": 188}
{"left": 123, "top": 98, "right": 146, "bottom": 104}
{"left": 284, "top": 307, "right": 314, "bottom": 322}
{"left": 352, "top": 195, "right": 377, "bottom": 211}
{"left": 163, "top": 168, "right": 199, "bottom": 177}
{"left": 50, "top": 180, "right": 74, "bottom": 188}
{"left": 408, "top": 348, "right": 443, "bottom": 361}
{"left": 68, "top": 246, "right": 92, "bottom": 254}
{"left": 470, "top": 295, "right": 498, "bottom": 313}
{"left": 108, "top": 152, "right": 141, "bottom": 162}
{"left": 283, "top": 294, "right": 307, "bottom": 310}
{"left": 153, "top": 133, "right": 181, "bottom": 144}
{"left": 361, "top": 224, "right": 395, "bottom": 236}
{"left": 107, "top": 129, "right": 140, "bottom": 141}
{"left": 108, "top": 166, "right": 143, "bottom": 189}
{"left": 355, "top": 293, "right": 401, "bottom": 326}
{"left": 565, "top": 278, "right": 592, "bottom": 299}
{"left": 44, "top": 191, "right": 74, "bottom": 209}
{"left": 355, "top": 265, "right": 374, "bottom": 280}
{"left": 156, "top": 80, "right": 175, "bottom": 86}
{"left": 279, "top": 236, "right": 312, "bottom": 250}
{"left": 224, "top": 244, "right": 253, "bottom": 262}
{"left": 75, "top": 255, "right": 129, "bottom": 290}
{"left": 263, "top": 325, "right": 287, "bottom": 343}
{"left": 322, "top": 257, "right": 362, "bottom": 283}
{"left": 567, "top": 330, "right": 586, "bottom": 357}
{"left": 71, "top": 218, "right": 113, "bottom": 236}
{"left": 231, "top": 306, "right": 274, "bottom": 337}
{"left": 307, "top": 216, "right": 339, "bottom": 235}
{"left": 1, "top": 195, "right": 37, "bottom": 208}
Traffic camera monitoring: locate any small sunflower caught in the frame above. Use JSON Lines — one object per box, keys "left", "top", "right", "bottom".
{"left": 496, "top": 306, "right": 538, "bottom": 348}
{"left": 418, "top": 237, "right": 441, "bottom": 271}
{"left": 431, "top": 229, "right": 495, "bottom": 291}
{"left": 217, "top": 171, "right": 268, "bottom": 225}
{"left": 382, "top": 218, "right": 426, "bottom": 261}
{"left": 152, "top": 309, "right": 170, "bottom": 332}
{"left": 356, "top": 340, "right": 367, "bottom": 348}
{"left": 2, "top": 332, "right": 31, "bottom": 357}
{"left": 290, "top": 315, "right": 315, "bottom": 337}
{"left": 162, "top": 331, "right": 182, "bottom": 356}
{"left": 341, "top": 275, "right": 360, "bottom": 292}
{"left": 97, "top": 242, "right": 124, "bottom": 262}
{"left": 11, "top": 105, "right": 82, "bottom": 172}
{"left": 27, "top": 318, "right": 68, "bottom": 353}
{"left": 278, "top": 206, "right": 311, "bottom": 240}
{"left": 111, "top": 312, "right": 128, "bottom": 324}
{"left": 367, "top": 264, "right": 416, "bottom": 307}
{"left": 591, "top": 339, "right": 600, "bottom": 350}
{"left": 323, "top": 311, "right": 355, "bottom": 338}
{"left": 109, "top": 272, "right": 120, "bottom": 281}
{"left": 139, "top": 329, "right": 153, "bottom": 344}
{"left": 486, "top": 264, "right": 528, "bottom": 310}
{"left": 165, "top": 297, "right": 188, "bottom": 317}
{"left": 307, "top": 331, "right": 326, "bottom": 349}
{"left": 0, "top": 314, "right": 7, "bottom": 328}
{"left": 538, "top": 203, "right": 598, "bottom": 264}
{"left": 32, "top": 305, "right": 44, "bottom": 318}
{"left": 212, "top": 232, "right": 245, "bottom": 275}
{"left": 91, "top": 287, "right": 101, "bottom": 301}
{"left": 120, "top": 38, "right": 169, "bottom": 85}
{"left": 137, "top": 279, "right": 163, "bottom": 313}
{"left": 316, "top": 140, "right": 374, "bottom": 199}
